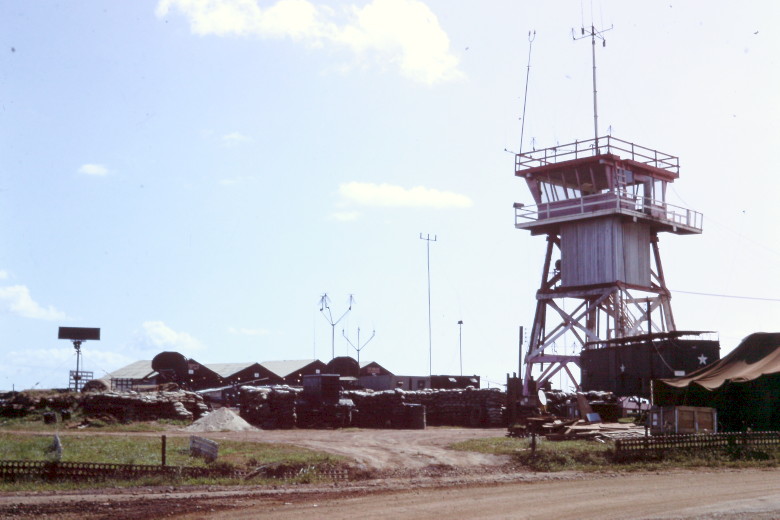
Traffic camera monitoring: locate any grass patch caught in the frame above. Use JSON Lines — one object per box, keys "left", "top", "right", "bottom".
{"left": 0, "top": 433, "right": 208, "bottom": 466}
{"left": 0, "top": 415, "right": 192, "bottom": 433}
{"left": 452, "top": 436, "right": 780, "bottom": 472}
{"left": 0, "top": 432, "right": 349, "bottom": 490}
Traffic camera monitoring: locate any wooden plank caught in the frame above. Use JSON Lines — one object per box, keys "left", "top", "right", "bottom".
{"left": 189, "top": 435, "right": 219, "bottom": 461}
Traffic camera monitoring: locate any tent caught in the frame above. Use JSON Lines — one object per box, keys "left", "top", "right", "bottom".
{"left": 653, "top": 332, "right": 780, "bottom": 431}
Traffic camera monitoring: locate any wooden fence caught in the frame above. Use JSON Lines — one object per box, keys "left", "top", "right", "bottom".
{"left": 615, "top": 431, "right": 780, "bottom": 458}
{"left": 0, "top": 460, "right": 232, "bottom": 482}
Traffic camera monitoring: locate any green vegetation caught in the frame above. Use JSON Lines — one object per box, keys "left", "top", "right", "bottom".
{"left": 0, "top": 414, "right": 192, "bottom": 432}
{"left": 0, "top": 432, "right": 349, "bottom": 491}
{"left": 451, "top": 436, "right": 780, "bottom": 472}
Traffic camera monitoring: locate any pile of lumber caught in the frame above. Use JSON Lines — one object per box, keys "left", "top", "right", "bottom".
{"left": 544, "top": 420, "right": 646, "bottom": 441}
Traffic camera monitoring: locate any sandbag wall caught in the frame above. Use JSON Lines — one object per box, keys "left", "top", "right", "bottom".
{"left": 239, "top": 386, "right": 300, "bottom": 429}
{"left": 345, "top": 389, "right": 409, "bottom": 428}
{"left": 79, "top": 390, "right": 209, "bottom": 422}
{"left": 0, "top": 391, "right": 80, "bottom": 418}
{"left": 386, "top": 388, "right": 505, "bottom": 427}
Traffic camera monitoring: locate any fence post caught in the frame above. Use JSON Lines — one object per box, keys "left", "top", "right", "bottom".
{"left": 161, "top": 435, "right": 166, "bottom": 467}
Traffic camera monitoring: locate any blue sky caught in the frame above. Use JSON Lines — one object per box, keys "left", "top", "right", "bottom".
{"left": 1, "top": 1, "right": 779, "bottom": 391}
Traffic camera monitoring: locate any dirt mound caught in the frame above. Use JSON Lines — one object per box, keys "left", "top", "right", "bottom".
{"left": 184, "top": 406, "right": 257, "bottom": 432}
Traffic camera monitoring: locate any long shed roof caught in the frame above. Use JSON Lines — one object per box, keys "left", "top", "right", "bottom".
{"left": 205, "top": 362, "right": 260, "bottom": 378}
{"left": 107, "top": 360, "right": 156, "bottom": 380}
{"left": 260, "top": 359, "right": 322, "bottom": 378}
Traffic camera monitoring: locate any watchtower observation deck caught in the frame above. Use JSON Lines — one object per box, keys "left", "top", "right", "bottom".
{"left": 514, "top": 136, "right": 702, "bottom": 236}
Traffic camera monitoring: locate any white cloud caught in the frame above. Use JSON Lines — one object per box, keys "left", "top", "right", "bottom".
{"left": 0, "top": 270, "right": 8, "bottom": 280}
{"left": 78, "top": 164, "right": 109, "bottom": 176}
{"left": 339, "top": 181, "right": 472, "bottom": 209}
{"left": 133, "top": 321, "right": 205, "bottom": 353}
{"left": 155, "top": 0, "right": 462, "bottom": 85}
{"left": 336, "top": 0, "right": 462, "bottom": 85}
{"left": 222, "top": 131, "right": 251, "bottom": 145}
{"left": 228, "top": 326, "right": 269, "bottom": 336}
{"left": 0, "top": 285, "right": 68, "bottom": 321}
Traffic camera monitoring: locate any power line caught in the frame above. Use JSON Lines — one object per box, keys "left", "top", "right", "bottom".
{"left": 673, "top": 289, "right": 780, "bottom": 303}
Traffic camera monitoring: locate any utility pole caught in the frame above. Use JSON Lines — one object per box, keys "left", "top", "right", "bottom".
{"left": 419, "top": 233, "right": 437, "bottom": 376}
{"left": 319, "top": 293, "right": 353, "bottom": 360}
{"left": 458, "top": 320, "right": 464, "bottom": 376}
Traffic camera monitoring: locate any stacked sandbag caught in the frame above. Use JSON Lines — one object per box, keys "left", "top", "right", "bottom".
{"left": 345, "top": 389, "right": 408, "bottom": 428}
{"left": 239, "top": 386, "right": 300, "bottom": 429}
{"left": 0, "top": 391, "right": 80, "bottom": 418}
{"left": 79, "top": 390, "right": 208, "bottom": 422}
{"left": 344, "top": 387, "right": 505, "bottom": 428}
{"left": 542, "top": 390, "right": 620, "bottom": 420}
{"left": 403, "top": 388, "right": 505, "bottom": 427}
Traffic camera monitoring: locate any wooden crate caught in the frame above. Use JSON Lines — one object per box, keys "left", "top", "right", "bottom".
{"left": 649, "top": 406, "right": 717, "bottom": 435}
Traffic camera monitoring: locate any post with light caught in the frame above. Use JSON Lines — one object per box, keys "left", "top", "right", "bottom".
{"left": 458, "top": 320, "right": 464, "bottom": 376}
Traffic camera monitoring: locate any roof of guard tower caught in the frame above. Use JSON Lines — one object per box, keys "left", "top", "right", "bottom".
{"left": 514, "top": 135, "right": 702, "bottom": 236}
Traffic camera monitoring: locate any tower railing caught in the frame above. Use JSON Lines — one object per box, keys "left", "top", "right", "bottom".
{"left": 514, "top": 192, "right": 702, "bottom": 232}
{"left": 515, "top": 136, "right": 679, "bottom": 174}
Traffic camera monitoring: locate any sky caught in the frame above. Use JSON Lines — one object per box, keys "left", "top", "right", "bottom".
{"left": 1, "top": 1, "right": 779, "bottom": 392}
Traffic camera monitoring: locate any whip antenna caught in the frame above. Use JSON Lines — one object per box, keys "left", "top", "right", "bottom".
{"left": 572, "top": 22, "right": 613, "bottom": 150}
{"left": 519, "top": 30, "right": 536, "bottom": 156}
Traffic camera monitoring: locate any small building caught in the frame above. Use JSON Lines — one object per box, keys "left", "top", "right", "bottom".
{"left": 151, "top": 352, "right": 223, "bottom": 391}
{"left": 581, "top": 331, "right": 720, "bottom": 397}
{"left": 431, "top": 375, "right": 480, "bottom": 389}
{"left": 359, "top": 360, "right": 394, "bottom": 377}
{"left": 360, "top": 375, "right": 431, "bottom": 391}
{"left": 107, "top": 360, "right": 158, "bottom": 390}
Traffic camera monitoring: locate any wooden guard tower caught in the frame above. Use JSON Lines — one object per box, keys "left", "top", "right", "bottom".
{"left": 514, "top": 135, "right": 715, "bottom": 398}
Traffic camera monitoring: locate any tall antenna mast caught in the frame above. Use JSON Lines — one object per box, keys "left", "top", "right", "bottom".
{"left": 342, "top": 326, "right": 375, "bottom": 366}
{"left": 319, "top": 293, "right": 354, "bottom": 360}
{"left": 519, "top": 30, "right": 536, "bottom": 155}
{"left": 572, "top": 22, "right": 612, "bottom": 150}
{"left": 419, "top": 233, "right": 437, "bottom": 376}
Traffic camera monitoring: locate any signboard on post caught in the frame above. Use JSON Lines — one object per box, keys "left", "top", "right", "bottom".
{"left": 58, "top": 327, "right": 101, "bottom": 341}
{"left": 189, "top": 436, "right": 219, "bottom": 462}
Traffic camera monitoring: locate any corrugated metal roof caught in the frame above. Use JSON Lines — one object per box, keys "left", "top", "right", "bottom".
{"left": 260, "top": 359, "right": 320, "bottom": 378}
{"left": 205, "top": 362, "right": 259, "bottom": 378}
{"left": 107, "top": 360, "right": 156, "bottom": 380}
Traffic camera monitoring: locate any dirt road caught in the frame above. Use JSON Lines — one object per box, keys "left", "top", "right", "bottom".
{"left": 3, "top": 468, "right": 780, "bottom": 519}
{"left": 186, "top": 469, "right": 780, "bottom": 520}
